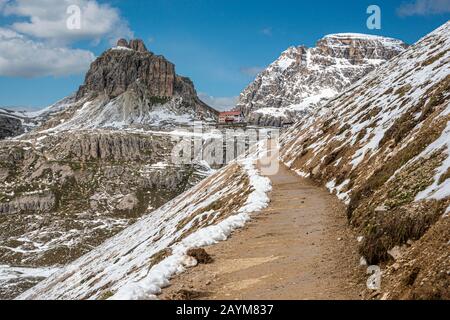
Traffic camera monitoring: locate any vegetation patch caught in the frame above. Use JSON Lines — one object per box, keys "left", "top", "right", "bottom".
{"left": 394, "top": 84, "right": 412, "bottom": 98}
{"left": 98, "top": 290, "right": 114, "bottom": 300}
{"left": 421, "top": 49, "right": 448, "bottom": 67}
{"left": 438, "top": 167, "right": 450, "bottom": 185}
{"left": 149, "top": 248, "right": 172, "bottom": 269}
{"left": 348, "top": 116, "right": 447, "bottom": 218}
{"left": 149, "top": 96, "right": 170, "bottom": 105}
{"left": 381, "top": 215, "right": 450, "bottom": 300}
{"left": 359, "top": 200, "right": 445, "bottom": 264}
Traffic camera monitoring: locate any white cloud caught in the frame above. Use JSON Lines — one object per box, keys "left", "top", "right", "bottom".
{"left": 1, "top": 0, "right": 133, "bottom": 44}
{"left": 0, "top": 27, "right": 95, "bottom": 77}
{"left": 198, "top": 93, "right": 239, "bottom": 111}
{"left": 397, "top": 0, "right": 450, "bottom": 16}
{"left": 240, "top": 66, "right": 265, "bottom": 77}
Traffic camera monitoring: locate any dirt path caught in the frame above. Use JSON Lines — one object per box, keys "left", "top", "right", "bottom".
{"left": 161, "top": 163, "right": 365, "bottom": 300}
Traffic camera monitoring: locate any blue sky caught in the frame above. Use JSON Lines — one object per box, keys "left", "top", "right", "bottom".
{"left": 0, "top": 0, "right": 449, "bottom": 109}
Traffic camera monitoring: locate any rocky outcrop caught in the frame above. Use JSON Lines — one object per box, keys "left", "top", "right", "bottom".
{"left": 237, "top": 33, "right": 408, "bottom": 126}
{"left": 117, "top": 39, "right": 148, "bottom": 52}
{"left": 51, "top": 131, "right": 165, "bottom": 161}
{"left": 0, "top": 192, "right": 55, "bottom": 215}
{"left": 76, "top": 40, "right": 175, "bottom": 99}
{"left": 315, "top": 33, "right": 407, "bottom": 62}
{"left": 0, "top": 113, "right": 24, "bottom": 139}
{"left": 70, "top": 38, "right": 218, "bottom": 128}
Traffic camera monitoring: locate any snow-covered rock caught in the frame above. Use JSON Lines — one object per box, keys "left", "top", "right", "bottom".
{"left": 237, "top": 33, "right": 407, "bottom": 126}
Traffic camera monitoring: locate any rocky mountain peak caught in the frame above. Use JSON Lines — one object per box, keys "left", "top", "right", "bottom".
{"left": 76, "top": 38, "right": 173, "bottom": 100}
{"left": 116, "top": 38, "right": 149, "bottom": 53}
{"left": 52, "top": 38, "right": 219, "bottom": 130}
{"left": 316, "top": 33, "right": 408, "bottom": 62}
{"left": 236, "top": 33, "right": 408, "bottom": 126}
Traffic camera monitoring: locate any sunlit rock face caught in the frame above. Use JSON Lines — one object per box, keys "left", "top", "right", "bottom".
{"left": 237, "top": 33, "right": 408, "bottom": 126}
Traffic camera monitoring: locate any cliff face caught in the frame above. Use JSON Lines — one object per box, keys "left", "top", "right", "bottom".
{"left": 76, "top": 40, "right": 176, "bottom": 99}
{"left": 0, "top": 112, "right": 24, "bottom": 139}
{"left": 237, "top": 34, "right": 408, "bottom": 126}
{"left": 65, "top": 39, "right": 218, "bottom": 129}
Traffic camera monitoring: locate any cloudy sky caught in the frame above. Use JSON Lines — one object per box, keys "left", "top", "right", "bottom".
{"left": 0, "top": 0, "right": 449, "bottom": 110}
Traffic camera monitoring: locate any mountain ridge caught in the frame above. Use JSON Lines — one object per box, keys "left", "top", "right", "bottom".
{"left": 236, "top": 33, "right": 408, "bottom": 126}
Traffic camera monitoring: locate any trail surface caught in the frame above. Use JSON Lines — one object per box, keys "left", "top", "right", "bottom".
{"left": 161, "top": 163, "right": 364, "bottom": 300}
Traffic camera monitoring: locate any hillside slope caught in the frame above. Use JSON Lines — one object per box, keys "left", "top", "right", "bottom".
{"left": 17, "top": 146, "right": 271, "bottom": 300}
{"left": 280, "top": 22, "right": 450, "bottom": 299}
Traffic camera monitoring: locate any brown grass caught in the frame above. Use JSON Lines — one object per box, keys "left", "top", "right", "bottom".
{"left": 438, "top": 167, "right": 450, "bottom": 185}
{"left": 359, "top": 200, "right": 445, "bottom": 264}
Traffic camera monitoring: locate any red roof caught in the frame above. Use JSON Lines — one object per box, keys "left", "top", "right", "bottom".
{"left": 219, "top": 111, "right": 242, "bottom": 116}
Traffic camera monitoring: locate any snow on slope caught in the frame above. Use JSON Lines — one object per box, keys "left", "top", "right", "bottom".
{"left": 279, "top": 21, "right": 450, "bottom": 298}
{"left": 18, "top": 143, "right": 272, "bottom": 300}
{"left": 237, "top": 33, "right": 407, "bottom": 126}
{"left": 0, "top": 96, "right": 75, "bottom": 139}
{"left": 280, "top": 21, "right": 450, "bottom": 205}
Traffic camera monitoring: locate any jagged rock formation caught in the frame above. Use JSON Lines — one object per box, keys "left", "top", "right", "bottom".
{"left": 237, "top": 33, "right": 408, "bottom": 126}
{"left": 76, "top": 39, "right": 175, "bottom": 99}
{"left": 0, "top": 111, "right": 24, "bottom": 139}
{"left": 44, "top": 38, "right": 219, "bottom": 131}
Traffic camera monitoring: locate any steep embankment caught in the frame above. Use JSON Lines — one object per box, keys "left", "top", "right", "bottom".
{"left": 280, "top": 22, "right": 450, "bottom": 299}
{"left": 17, "top": 145, "right": 271, "bottom": 300}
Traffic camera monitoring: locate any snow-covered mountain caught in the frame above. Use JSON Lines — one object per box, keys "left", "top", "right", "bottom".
{"left": 237, "top": 33, "right": 408, "bottom": 126}
{"left": 0, "top": 96, "right": 76, "bottom": 139}
{"left": 280, "top": 22, "right": 450, "bottom": 299}
{"left": 28, "top": 39, "right": 218, "bottom": 133}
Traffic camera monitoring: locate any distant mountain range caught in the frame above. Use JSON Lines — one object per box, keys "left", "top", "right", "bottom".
{"left": 237, "top": 33, "right": 408, "bottom": 126}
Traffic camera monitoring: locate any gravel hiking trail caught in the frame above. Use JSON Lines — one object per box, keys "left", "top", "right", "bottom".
{"left": 161, "top": 161, "right": 365, "bottom": 300}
